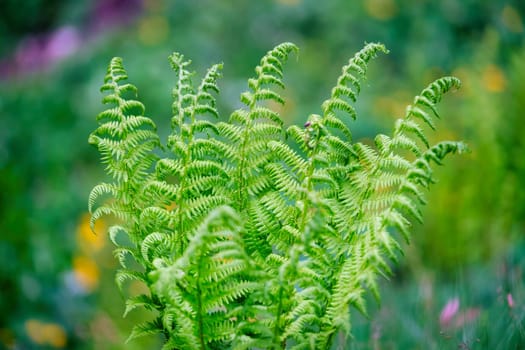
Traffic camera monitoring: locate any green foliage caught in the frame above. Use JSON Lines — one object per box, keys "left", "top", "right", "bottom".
{"left": 89, "top": 42, "right": 465, "bottom": 349}
{"left": 346, "top": 239, "right": 525, "bottom": 349}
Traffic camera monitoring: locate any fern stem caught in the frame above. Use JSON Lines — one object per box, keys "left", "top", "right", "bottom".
{"left": 272, "top": 286, "right": 285, "bottom": 349}
{"left": 174, "top": 63, "right": 188, "bottom": 256}
{"left": 235, "top": 96, "right": 256, "bottom": 212}
{"left": 172, "top": 57, "right": 198, "bottom": 255}
{"left": 297, "top": 120, "right": 323, "bottom": 233}
{"left": 196, "top": 258, "right": 206, "bottom": 350}
{"left": 236, "top": 132, "right": 249, "bottom": 211}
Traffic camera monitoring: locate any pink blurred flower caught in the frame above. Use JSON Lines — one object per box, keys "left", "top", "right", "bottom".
{"left": 507, "top": 293, "right": 515, "bottom": 308}
{"left": 439, "top": 298, "right": 481, "bottom": 329}
{"left": 439, "top": 297, "right": 460, "bottom": 326}
{"left": 453, "top": 308, "right": 480, "bottom": 328}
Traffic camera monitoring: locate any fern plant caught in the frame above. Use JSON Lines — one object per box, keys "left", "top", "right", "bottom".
{"left": 89, "top": 42, "right": 466, "bottom": 349}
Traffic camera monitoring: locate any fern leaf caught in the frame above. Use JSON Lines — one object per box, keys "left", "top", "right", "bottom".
{"left": 126, "top": 318, "right": 163, "bottom": 343}
{"left": 394, "top": 195, "right": 423, "bottom": 223}
{"left": 124, "top": 294, "right": 157, "bottom": 317}
{"left": 322, "top": 98, "right": 357, "bottom": 121}
{"left": 395, "top": 118, "right": 429, "bottom": 148}
{"left": 88, "top": 183, "right": 116, "bottom": 215}
{"left": 115, "top": 270, "right": 147, "bottom": 292}
{"left": 383, "top": 209, "right": 411, "bottom": 243}
{"left": 90, "top": 205, "right": 127, "bottom": 228}
{"left": 108, "top": 225, "right": 128, "bottom": 246}
{"left": 113, "top": 247, "right": 137, "bottom": 268}
{"left": 267, "top": 141, "right": 308, "bottom": 172}
{"left": 141, "top": 232, "right": 171, "bottom": 265}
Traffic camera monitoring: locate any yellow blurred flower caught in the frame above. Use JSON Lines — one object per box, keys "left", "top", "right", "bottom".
{"left": 373, "top": 96, "right": 405, "bottom": 118}
{"left": 73, "top": 255, "right": 100, "bottom": 292}
{"left": 502, "top": 5, "right": 523, "bottom": 33}
{"left": 373, "top": 90, "right": 411, "bottom": 119}
{"left": 267, "top": 94, "right": 296, "bottom": 125}
{"left": 364, "top": 0, "right": 398, "bottom": 21}
{"left": 25, "top": 320, "right": 67, "bottom": 348}
{"left": 482, "top": 64, "right": 506, "bottom": 93}
{"left": 166, "top": 201, "right": 177, "bottom": 211}
{"left": 77, "top": 213, "right": 106, "bottom": 253}
{"left": 138, "top": 15, "right": 169, "bottom": 46}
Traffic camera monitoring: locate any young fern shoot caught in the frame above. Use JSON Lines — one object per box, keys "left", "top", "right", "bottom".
{"left": 89, "top": 42, "right": 465, "bottom": 349}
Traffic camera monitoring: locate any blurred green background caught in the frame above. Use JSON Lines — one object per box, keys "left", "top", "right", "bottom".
{"left": 0, "top": 0, "right": 524, "bottom": 348}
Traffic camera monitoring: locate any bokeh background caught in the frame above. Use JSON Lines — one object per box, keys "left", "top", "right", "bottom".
{"left": 1, "top": 0, "right": 524, "bottom": 348}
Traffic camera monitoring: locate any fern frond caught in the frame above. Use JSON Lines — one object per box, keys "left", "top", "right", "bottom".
{"left": 322, "top": 114, "right": 354, "bottom": 140}
{"left": 108, "top": 225, "right": 128, "bottom": 246}
{"left": 259, "top": 48, "right": 392, "bottom": 344}
{"left": 322, "top": 97, "right": 357, "bottom": 121}
{"left": 116, "top": 270, "right": 147, "bottom": 292}
{"left": 89, "top": 57, "right": 160, "bottom": 241}
{"left": 90, "top": 205, "right": 128, "bottom": 229}
{"left": 395, "top": 118, "right": 429, "bottom": 148}
{"left": 141, "top": 232, "right": 172, "bottom": 265}
{"left": 322, "top": 42, "right": 388, "bottom": 124}
{"left": 113, "top": 247, "right": 138, "bottom": 268}
{"left": 88, "top": 183, "right": 116, "bottom": 215}
{"left": 267, "top": 140, "right": 308, "bottom": 172}
{"left": 318, "top": 249, "right": 365, "bottom": 347}
{"left": 168, "top": 52, "right": 194, "bottom": 126}
{"left": 228, "top": 43, "right": 298, "bottom": 209}
{"left": 150, "top": 206, "right": 258, "bottom": 349}
{"left": 410, "top": 141, "right": 468, "bottom": 188}
{"left": 404, "top": 76, "right": 461, "bottom": 131}
{"left": 124, "top": 294, "right": 158, "bottom": 317}
{"left": 126, "top": 318, "right": 163, "bottom": 344}
{"left": 239, "top": 43, "right": 297, "bottom": 109}
{"left": 185, "top": 194, "right": 230, "bottom": 221}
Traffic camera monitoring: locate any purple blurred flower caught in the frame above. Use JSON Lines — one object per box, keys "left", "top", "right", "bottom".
{"left": 90, "top": 0, "right": 143, "bottom": 33}
{"left": 14, "top": 36, "right": 46, "bottom": 73}
{"left": 10, "top": 26, "right": 80, "bottom": 77}
{"left": 0, "top": 0, "right": 143, "bottom": 80}
{"left": 439, "top": 297, "right": 459, "bottom": 326}
{"left": 45, "top": 26, "right": 80, "bottom": 62}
